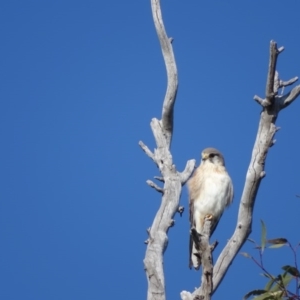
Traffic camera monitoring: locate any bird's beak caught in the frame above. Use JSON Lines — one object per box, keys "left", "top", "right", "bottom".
{"left": 202, "top": 152, "right": 209, "bottom": 160}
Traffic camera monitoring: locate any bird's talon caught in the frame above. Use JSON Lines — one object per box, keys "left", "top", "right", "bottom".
{"left": 205, "top": 214, "right": 213, "bottom": 220}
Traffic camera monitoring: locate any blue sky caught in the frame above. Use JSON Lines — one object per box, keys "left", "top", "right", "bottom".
{"left": 0, "top": 1, "right": 300, "bottom": 299}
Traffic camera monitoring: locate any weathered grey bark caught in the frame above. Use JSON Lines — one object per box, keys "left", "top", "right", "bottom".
{"left": 190, "top": 219, "right": 218, "bottom": 300}
{"left": 139, "top": 1, "right": 195, "bottom": 300}
{"left": 181, "top": 41, "right": 300, "bottom": 300}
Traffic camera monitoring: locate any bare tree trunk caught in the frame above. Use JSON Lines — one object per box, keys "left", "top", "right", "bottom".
{"left": 190, "top": 220, "right": 217, "bottom": 300}
{"left": 139, "top": 1, "right": 195, "bottom": 299}
{"left": 181, "top": 41, "right": 300, "bottom": 300}
{"left": 141, "top": 1, "right": 300, "bottom": 300}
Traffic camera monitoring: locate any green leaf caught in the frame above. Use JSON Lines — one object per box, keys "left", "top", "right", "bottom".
{"left": 254, "top": 291, "right": 284, "bottom": 300}
{"left": 261, "top": 220, "right": 267, "bottom": 253}
{"left": 269, "top": 244, "right": 286, "bottom": 249}
{"left": 265, "top": 275, "right": 278, "bottom": 291}
{"left": 273, "top": 291, "right": 284, "bottom": 300}
{"left": 271, "top": 273, "right": 293, "bottom": 292}
{"left": 267, "top": 238, "right": 288, "bottom": 245}
{"left": 243, "top": 289, "right": 267, "bottom": 300}
{"left": 240, "top": 252, "right": 252, "bottom": 259}
{"left": 254, "top": 291, "right": 280, "bottom": 300}
{"left": 282, "top": 265, "right": 300, "bottom": 277}
{"left": 281, "top": 273, "right": 293, "bottom": 288}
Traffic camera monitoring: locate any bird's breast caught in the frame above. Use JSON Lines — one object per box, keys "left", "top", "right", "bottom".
{"left": 194, "top": 172, "right": 231, "bottom": 217}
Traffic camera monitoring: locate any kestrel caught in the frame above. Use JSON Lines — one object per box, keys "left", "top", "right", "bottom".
{"left": 187, "top": 147, "right": 233, "bottom": 270}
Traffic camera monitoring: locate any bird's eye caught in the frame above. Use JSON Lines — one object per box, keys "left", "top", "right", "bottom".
{"left": 209, "top": 153, "right": 215, "bottom": 158}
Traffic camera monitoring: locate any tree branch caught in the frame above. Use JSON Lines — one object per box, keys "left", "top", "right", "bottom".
{"left": 154, "top": 176, "right": 165, "bottom": 182}
{"left": 279, "top": 76, "right": 298, "bottom": 88}
{"left": 196, "top": 219, "right": 214, "bottom": 300}
{"left": 265, "top": 41, "right": 280, "bottom": 104}
{"left": 183, "top": 40, "right": 300, "bottom": 299}
{"left": 177, "top": 206, "right": 184, "bottom": 216}
{"left": 180, "top": 159, "right": 196, "bottom": 185}
{"left": 146, "top": 180, "right": 164, "bottom": 194}
{"left": 139, "top": 141, "right": 156, "bottom": 163}
{"left": 181, "top": 219, "right": 216, "bottom": 300}
{"left": 281, "top": 85, "right": 300, "bottom": 108}
{"left": 150, "top": 0, "right": 178, "bottom": 146}
{"left": 142, "top": 1, "right": 194, "bottom": 300}
{"left": 254, "top": 41, "right": 284, "bottom": 107}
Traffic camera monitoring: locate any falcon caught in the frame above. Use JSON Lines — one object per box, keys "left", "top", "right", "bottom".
{"left": 187, "top": 147, "right": 233, "bottom": 270}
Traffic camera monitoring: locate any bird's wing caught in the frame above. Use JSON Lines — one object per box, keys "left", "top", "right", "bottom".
{"left": 188, "top": 198, "right": 195, "bottom": 269}
{"left": 188, "top": 167, "right": 202, "bottom": 269}
{"left": 226, "top": 177, "right": 234, "bottom": 207}
{"left": 187, "top": 167, "right": 200, "bottom": 229}
{"left": 211, "top": 174, "right": 233, "bottom": 236}
{"left": 189, "top": 195, "right": 195, "bottom": 227}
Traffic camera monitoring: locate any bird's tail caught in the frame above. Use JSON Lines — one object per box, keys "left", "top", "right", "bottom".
{"left": 189, "top": 236, "right": 201, "bottom": 270}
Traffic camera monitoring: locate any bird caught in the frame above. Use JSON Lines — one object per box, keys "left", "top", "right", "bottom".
{"left": 187, "top": 147, "right": 233, "bottom": 270}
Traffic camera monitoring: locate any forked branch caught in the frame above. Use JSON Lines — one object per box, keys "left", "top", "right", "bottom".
{"left": 151, "top": 0, "right": 178, "bottom": 145}
{"left": 141, "top": 1, "right": 195, "bottom": 300}
{"left": 181, "top": 41, "right": 300, "bottom": 299}
{"left": 191, "top": 218, "right": 217, "bottom": 300}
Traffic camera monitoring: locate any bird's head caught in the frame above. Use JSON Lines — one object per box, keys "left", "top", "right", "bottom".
{"left": 201, "top": 147, "right": 225, "bottom": 166}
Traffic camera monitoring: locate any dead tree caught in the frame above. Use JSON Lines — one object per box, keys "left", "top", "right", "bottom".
{"left": 140, "top": 1, "right": 300, "bottom": 300}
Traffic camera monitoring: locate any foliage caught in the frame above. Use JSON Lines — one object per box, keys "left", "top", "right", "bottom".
{"left": 242, "top": 221, "right": 300, "bottom": 300}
